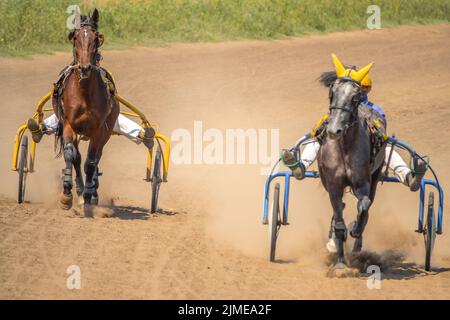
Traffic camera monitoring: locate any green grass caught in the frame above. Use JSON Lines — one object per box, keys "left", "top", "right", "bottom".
{"left": 1, "top": 0, "right": 449, "bottom": 57}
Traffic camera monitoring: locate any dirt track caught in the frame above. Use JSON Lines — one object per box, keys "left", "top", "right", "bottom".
{"left": 1, "top": 25, "right": 450, "bottom": 299}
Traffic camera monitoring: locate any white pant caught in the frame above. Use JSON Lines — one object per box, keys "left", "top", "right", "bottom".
{"left": 43, "top": 113, "right": 142, "bottom": 144}
{"left": 301, "top": 142, "right": 410, "bottom": 184}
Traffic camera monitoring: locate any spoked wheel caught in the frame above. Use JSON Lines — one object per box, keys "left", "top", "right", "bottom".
{"left": 150, "top": 145, "right": 163, "bottom": 213}
{"left": 269, "top": 183, "right": 281, "bottom": 262}
{"left": 17, "top": 135, "right": 29, "bottom": 204}
{"left": 424, "top": 191, "right": 436, "bottom": 271}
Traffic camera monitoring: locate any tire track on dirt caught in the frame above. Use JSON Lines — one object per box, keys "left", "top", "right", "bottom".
{"left": 0, "top": 206, "right": 45, "bottom": 246}
{"left": 0, "top": 207, "right": 50, "bottom": 298}
{"left": 145, "top": 215, "right": 200, "bottom": 298}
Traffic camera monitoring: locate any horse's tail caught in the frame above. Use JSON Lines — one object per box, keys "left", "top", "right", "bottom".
{"left": 54, "top": 121, "right": 64, "bottom": 158}
{"left": 52, "top": 85, "right": 66, "bottom": 158}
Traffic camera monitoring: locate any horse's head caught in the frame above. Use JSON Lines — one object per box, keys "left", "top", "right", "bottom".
{"left": 326, "top": 54, "right": 373, "bottom": 140}
{"left": 327, "top": 78, "right": 363, "bottom": 139}
{"left": 68, "top": 8, "right": 104, "bottom": 80}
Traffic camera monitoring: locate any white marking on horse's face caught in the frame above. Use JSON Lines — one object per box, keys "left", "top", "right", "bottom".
{"left": 333, "top": 80, "right": 359, "bottom": 109}
{"left": 343, "top": 82, "right": 356, "bottom": 96}
{"left": 83, "top": 28, "right": 88, "bottom": 56}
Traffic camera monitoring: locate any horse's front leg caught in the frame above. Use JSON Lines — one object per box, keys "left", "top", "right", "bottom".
{"left": 84, "top": 133, "right": 108, "bottom": 207}
{"left": 86, "top": 100, "right": 118, "bottom": 206}
{"left": 60, "top": 124, "right": 76, "bottom": 210}
{"left": 72, "top": 139, "right": 84, "bottom": 204}
{"left": 328, "top": 189, "right": 347, "bottom": 268}
{"left": 350, "top": 181, "right": 372, "bottom": 252}
{"left": 91, "top": 148, "right": 104, "bottom": 206}
{"left": 326, "top": 202, "right": 346, "bottom": 253}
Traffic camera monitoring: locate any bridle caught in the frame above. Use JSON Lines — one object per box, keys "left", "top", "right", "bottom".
{"left": 328, "top": 77, "right": 363, "bottom": 134}
{"left": 72, "top": 21, "right": 101, "bottom": 80}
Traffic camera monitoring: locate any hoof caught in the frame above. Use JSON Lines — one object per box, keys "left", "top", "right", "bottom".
{"left": 83, "top": 204, "right": 94, "bottom": 218}
{"left": 60, "top": 193, "right": 73, "bottom": 210}
{"left": 327, "top": 264, "right": 359, "bottom": 278}
{"left": 90, "top": 196, "right": 99, "bottom": 206}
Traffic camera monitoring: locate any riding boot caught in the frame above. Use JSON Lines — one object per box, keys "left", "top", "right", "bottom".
{"left": 281, "top": 149, "right": 305, "bottom": 180}
{"left": 406, "top": 159, "right": 428, "bottom": 192}
{"left": 27, "top": 118, "right": 46, "bottom": 143}
{"left": 138, "top": 127, "right": 155, "bottom": 150}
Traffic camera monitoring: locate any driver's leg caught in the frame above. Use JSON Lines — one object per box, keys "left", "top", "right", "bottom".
{"left": 113, "top": 114, "right": 155, "bottom": 149}
{"left": 385, "top": 147, "right": 427, "bottom": 192}
{"left": 27, "top": 114, "right": 59, "bottom": 143}
{"left": 300, "top": 141, "right": 320, "bottom": 169}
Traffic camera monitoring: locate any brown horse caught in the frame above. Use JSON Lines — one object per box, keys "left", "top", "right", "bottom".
{"left": 55, "top": 9, "right": 119, "bottom": 210}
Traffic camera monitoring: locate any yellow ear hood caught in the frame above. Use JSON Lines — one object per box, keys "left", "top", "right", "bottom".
{"left": 331, "top": 53, "right": 374, "bottom": 84}
{"left": 331, "top": 53, "right": 346, "bottom": 77}
{"left": 352, "top": 62, "right": 374, "bottom": 82}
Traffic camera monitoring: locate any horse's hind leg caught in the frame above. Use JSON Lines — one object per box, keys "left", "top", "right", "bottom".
{"left": 73, "top": 139, "right": 84, "bottom": 204}
{"left": 84, "top": 100, "right": 118, "bottom": 207}
{"left": 84, "top": 140, "right": 105, "bottom": 206}
{"left": 90, "top": 145, "right": 105, "bottom": 205}
{"left": 328, "top": 189, "right": 347, "bottom": 268}
{"left": 353, "top": 169, "right": 383, "bottom": 252}
{"left": 350, "top": 182, "right": 372, "bottom": 252}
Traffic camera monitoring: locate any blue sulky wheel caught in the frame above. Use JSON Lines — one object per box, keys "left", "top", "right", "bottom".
{"left": 150, "top": 145, "right": 163, "bottom": 213}
{"left": 269, "top": 183, "right": 281, "bottom": 262}
{"left": 424, "top": 191, "right": 436, "bottom": 271}
{"left": 17, "top": 135, "right": 29, "bottom": 204}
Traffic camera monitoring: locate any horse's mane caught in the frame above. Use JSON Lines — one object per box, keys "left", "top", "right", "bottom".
{"left": 318, "top": 65, "right": 357, "bottom": 88}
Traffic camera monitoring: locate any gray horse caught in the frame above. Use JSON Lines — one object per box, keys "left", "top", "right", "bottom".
{"left": 318, "top": 54, "right": 386, "bottom": 269}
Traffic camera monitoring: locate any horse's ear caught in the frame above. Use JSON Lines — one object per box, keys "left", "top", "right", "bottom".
{"left": 68, "top": 31, "right": 75, "bottom": 44}
{"left": 98, "top": 33, "right": 105, "bottom": 47}
{"left": 92, "top": 8, "right": 99, "bottom": 25}
{"left": 331, "top": 53, "right": 346, "bottom": 78}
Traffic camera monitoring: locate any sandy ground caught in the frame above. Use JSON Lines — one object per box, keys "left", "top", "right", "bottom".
{"left": 0, "top": 24, "right": 450, "bottom": 299}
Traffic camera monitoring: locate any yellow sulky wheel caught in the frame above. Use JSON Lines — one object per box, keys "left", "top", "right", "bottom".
{"left": 17, "top": 135, "right": 29, "bottom": 204}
